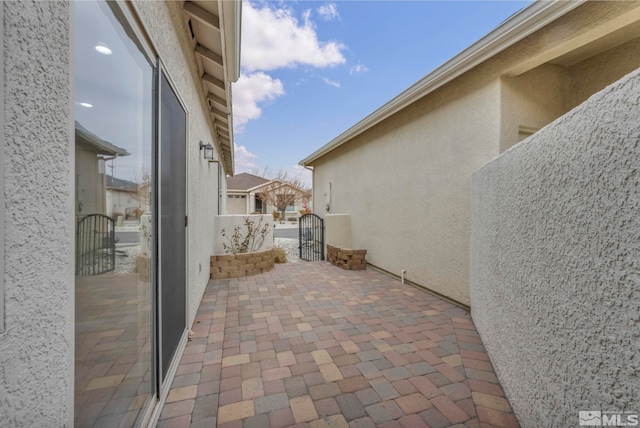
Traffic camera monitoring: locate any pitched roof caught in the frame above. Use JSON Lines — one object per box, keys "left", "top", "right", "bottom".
{"left": 299, "top": 0, "right": 582, "bottom": 165}
{"left": 227, "top": 173, "right": 270, "bottom": 191}
{"left": 75, "top": 121, "right": 129, "bottom": 157}
{"left": 106, "top": 175, "right": 138, "bottom": 192}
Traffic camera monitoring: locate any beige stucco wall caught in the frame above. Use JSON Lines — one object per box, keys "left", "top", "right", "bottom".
{"left": 325, "top": 214, "right": 352, "bottom": 250}
{"left": 471, "top": 68, "right": 640, "bottom": 427}
{"left": 568, "top": 36, "right": 640, "bottom": 110}
{"left": 500, "top": 36, "right": 640, "bottom": 152}
{"left": 313, "top": 76, "right": 501, "bottom": 306}
{"left": 75, "top": 143, "right": 106, "bottom": 217}
{"left": 309, "top": 2, "right": 640, "bottom": 306}
{"left": 134, "top": 1, "right": 226, "bottom": 326}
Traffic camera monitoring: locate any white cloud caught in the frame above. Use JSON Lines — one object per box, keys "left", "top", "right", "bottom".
{"left": 232, "top": 72, "right": 285, "bottom": 132}
{"left": 241, "top": 2, "right": 346, "bottom": 72}
{"left": 322, "top": 77, "right": 341, "bottom": 88}
{"left": 317, "top": 3, "right": 340, "bottom": 21}
{"left": 349, "top": 63, "right": 369, "bottom": 75}
{"left": 234, "top": 145, "right": 259, "bottom": 172}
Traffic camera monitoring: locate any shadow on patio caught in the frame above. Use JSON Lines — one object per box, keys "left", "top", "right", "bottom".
{"left": 158, "top": 262, "right": 519, "bottom": 428}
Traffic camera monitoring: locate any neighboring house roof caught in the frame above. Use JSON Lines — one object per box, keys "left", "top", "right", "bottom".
{"left": 75, "top": 121, "right": 129, "bottom": 157}
{"left": 299, "top": 0, "right": 584, "bottom": 166}
{"left": 106, "top": 175, "right": 138, "bottom": 193}
{"left": 249, "top": 179, "right": 307, "bottom": 195}
{"left": 227, "top": 173, "right": 270, "bottom": 191}
{"left": 181, "top": 1, "right": 241, "bottom": 175}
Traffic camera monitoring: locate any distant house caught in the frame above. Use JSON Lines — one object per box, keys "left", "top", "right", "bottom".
{"left": 105, "top": 175, "right": 141, "bottom": 219}
{"left": 75, "top": 121, "right": 128, "bottom": 219}
{"left": 226, "top": 173, "right": 269, "bottom": 214}
{"left": 227, "top": 172, "right": 309, "bottom": 219}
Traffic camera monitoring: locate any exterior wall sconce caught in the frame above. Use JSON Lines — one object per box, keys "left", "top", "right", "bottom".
{"left": 199, "top": 141, "right": 215, "bottom": 160}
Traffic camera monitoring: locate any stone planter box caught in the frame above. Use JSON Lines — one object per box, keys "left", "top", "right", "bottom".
{"left": 210, "top": 248, "right": 275, "bottom": 279}
{"left": 327, "top": 245, "right": 367, "bottom": 270}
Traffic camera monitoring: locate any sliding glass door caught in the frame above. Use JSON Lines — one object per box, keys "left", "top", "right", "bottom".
{"left": 158, "top": 71, "right": 188, "bottom": 382}
{"left": 74, "top": 2, "right": 189, "bottom": 425}
{"left": 74, "top": 2, "right": 154, "bottom": 426}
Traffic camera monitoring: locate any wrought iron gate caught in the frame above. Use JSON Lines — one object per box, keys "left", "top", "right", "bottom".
{"left": 299, "top": 213, "right": 324, "bottom": 261}
{"left": 76, "top": 214, "right": 116, "bottom": 276}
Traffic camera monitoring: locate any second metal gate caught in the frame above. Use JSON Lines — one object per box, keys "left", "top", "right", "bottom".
{"left": 299, "top": 213, "right": 324, "bottom": 261}
{"left": 76, "top": 214, "right": 115, "bottom": 276}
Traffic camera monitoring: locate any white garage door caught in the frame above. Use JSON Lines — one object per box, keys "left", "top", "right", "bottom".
{"left": 227, "top": 195, "right": 246, "bottom": 214}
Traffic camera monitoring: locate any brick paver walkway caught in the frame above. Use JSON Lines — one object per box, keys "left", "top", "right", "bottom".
{"left": 158, "top": 263, "right": 519, "bottom": 427}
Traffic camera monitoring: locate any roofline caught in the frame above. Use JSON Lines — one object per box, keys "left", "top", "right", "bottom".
{"left": 219, "top": 0, "right": 242, "bottom": 175}
{"left": 299, "top": 0, "right": 583, "bottom": 166}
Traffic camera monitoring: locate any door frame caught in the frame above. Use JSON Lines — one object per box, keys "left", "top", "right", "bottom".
{"left": 155, "top": 57, "right": 190, "bottom": 403}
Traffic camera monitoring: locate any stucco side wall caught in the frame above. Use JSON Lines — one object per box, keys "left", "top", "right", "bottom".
{"left": 313, "top": 77, "right": 501, "bottom": 306}
{"left": 568, "top": 36, "right": 640, "bottom": 110}
{"left": 134, "top": 1, "right": 222, "bottom": 325}
{"left": 500, "top": 63, "right": 569, "bottom": 152}
{"left": 213, "top": 215, "right": 274, "bottom": 256}
{"left": 471, "top": 69, "right": 640, "bottom": 427}
{"left": 0, "top": 1, "right": 73, "bottom": 426}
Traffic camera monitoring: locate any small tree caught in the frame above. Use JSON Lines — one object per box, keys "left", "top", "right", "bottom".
{"left": 258, "top": 172, "right": 307, "bottom": 223}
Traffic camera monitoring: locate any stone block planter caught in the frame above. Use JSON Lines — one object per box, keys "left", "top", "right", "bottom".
{"left": 210, "top": 248, "right": 275, "bottom": 279}
{"left": 327, "top": 245, "right": 367, "bottom": 270}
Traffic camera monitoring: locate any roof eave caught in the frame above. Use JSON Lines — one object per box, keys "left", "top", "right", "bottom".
{"left": 299, "top": 0, "right": 583, "bottom": 166}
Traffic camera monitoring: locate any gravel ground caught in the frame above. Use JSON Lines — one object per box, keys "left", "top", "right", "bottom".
{"left": 274, "top": 238, "right": 301, "bottom": 263}
{"left": 113, "top": 245, "right": 140, "bottom": 274}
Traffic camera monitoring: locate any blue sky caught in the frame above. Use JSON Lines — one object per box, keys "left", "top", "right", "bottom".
{"left": 232, "top": 1, "right": 532, "bottom": 186}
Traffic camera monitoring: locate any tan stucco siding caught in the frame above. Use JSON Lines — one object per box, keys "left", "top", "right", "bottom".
{"left": 568, "top": 36, "right": 640, "bottom": 110}
{"left": 75, "top": 144, "right": 106, "bottom": 217}
{"left": 500, "top": 37, "right": 640, "bottom": 152}
{"left": 500, "top": 64, "right": 570, "bottom": 153}
{"left": 313, "top": 78, "right": 501, "bottom": 306}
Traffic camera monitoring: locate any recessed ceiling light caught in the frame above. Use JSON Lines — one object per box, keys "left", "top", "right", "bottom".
{"left": 80, "top": 102, "right": 93, "bottom": 108}
{"left": 95, "top": 43, "right": 112, "bottom": 55}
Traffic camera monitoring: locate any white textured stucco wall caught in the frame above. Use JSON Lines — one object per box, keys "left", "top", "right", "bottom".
{"left": 213, "top": 215, "right": 274, "bottom": 256}
{"left": 325, "top": 214, "right": 352, "bottom": 250}
{"left": 134, "top": 1, "right": 223, "bottom": 325}
{"left": 471, "top": 69, "right": 640, "bottom": 427}
{"left": 0, "top": 1, "right": 74, "bottom": 426}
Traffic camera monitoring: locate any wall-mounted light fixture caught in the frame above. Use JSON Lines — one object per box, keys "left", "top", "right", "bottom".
{"left": 199, "top": 141, "right": 215, "bottom": 160}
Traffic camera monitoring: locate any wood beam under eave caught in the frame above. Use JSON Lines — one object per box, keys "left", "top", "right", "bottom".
{"left": 195, "top": 44, "right": 223, "bottom": 67}
{"left": 214, "top": 122, "right": 228, "bottom": 133}
{"left": 207, "top": 92, "right": 227, "bottom": 108}
{"left": 210, "top": 106, "right": 228, "bottom": 119}
{"left": 215, "top": 126, "right": 229, "bottom": 136}
{"left": 211, "top": 110, "right": 228, "bottom": 124}
{"left": 203, "top": 73, "right": 225, "bottom": 91}
{"left": 184, "top": 2, "right": 220, "bottom": 30}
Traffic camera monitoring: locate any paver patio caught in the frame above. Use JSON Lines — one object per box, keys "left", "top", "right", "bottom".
{"left": 158, "top": 262, "right": 520, "bottom": 427}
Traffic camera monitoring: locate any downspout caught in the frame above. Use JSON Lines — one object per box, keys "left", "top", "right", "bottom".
{"left": 302, "top": 164, "right": 314, "bottom": 212}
